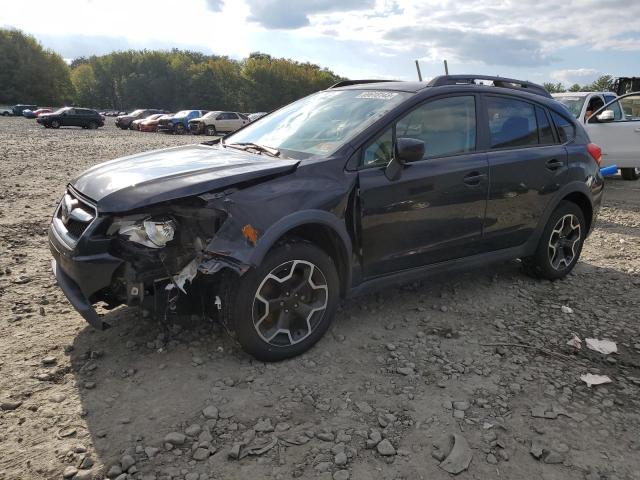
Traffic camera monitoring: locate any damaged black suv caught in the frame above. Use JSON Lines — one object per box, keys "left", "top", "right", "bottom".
{"left": 50, "top": 75, "right": 604, "bottom": 361}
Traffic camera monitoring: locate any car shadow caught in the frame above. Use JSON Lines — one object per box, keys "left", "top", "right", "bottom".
{"left": 67, "top": 258, "right": 639, "bottom": 476}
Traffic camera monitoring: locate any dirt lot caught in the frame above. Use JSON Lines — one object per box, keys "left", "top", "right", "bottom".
{"left": 1, "top": 116, "right": 639, "bottom": 480}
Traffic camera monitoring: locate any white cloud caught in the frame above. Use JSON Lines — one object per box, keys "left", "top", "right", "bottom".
{"left": 2, "top": 0, "right": 640, "bottom": 80}
{"left": 550, "top": 68, "right": 602, "bottom": 86}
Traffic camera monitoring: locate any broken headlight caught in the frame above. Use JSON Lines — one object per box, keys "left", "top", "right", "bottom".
{"left": 108, "top": 216, "right": 177, "bottom": 248}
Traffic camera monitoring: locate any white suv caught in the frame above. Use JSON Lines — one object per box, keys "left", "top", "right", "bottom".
{"left": 553, "top": 91, "right": 640, "bottom": 180}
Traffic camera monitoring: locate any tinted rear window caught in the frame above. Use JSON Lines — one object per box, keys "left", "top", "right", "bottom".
{"left": 535, "top": 107, "right": 555, "bottom": 144}
{"left": 549, "top": 111, "right": 575, "bottom": 143}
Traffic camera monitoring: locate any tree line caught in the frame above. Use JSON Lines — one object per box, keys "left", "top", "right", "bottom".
{"left": 0, "top": 29, "right": 343, "bottom": 112}
{"left": 543, "top": 75, "right": 614, "bottom": 94}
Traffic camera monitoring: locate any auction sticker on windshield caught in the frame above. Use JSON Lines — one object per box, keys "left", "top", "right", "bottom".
{"left": 356, "top": 91, "right": 399, "bottom": 100}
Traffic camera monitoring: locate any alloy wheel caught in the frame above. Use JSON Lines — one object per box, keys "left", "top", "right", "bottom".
{"left": 548, "top": 214, "right": 581, "bottom": 270}
{"left": 252, "top": 260, "right": 329, "bottom": 347}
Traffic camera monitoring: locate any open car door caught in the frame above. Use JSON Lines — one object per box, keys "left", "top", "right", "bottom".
{"left": 583, "top": 92, "right": 640, "bottom": 179}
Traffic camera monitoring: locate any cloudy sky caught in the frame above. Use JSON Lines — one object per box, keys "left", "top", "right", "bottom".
{"left": 3, "top": 0, "right": 640, "bottom": 85}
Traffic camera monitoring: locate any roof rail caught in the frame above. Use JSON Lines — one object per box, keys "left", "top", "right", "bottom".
{"left": 329, "top": 79, "right": 397, "bottom": 89}
{"left": 427, "top": 75, "right": 551, "bottom": 98}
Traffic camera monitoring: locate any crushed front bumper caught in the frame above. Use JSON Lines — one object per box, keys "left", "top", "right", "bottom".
{"left": 49, "top": 224, "right": 122, "bottom": 329}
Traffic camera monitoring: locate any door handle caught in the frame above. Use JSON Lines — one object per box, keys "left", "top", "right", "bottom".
{"left": 463, "top": 171, "right": 487, "bottom": 186}
{"left": 545, "top": 159, "right": 564, "bottom": 171}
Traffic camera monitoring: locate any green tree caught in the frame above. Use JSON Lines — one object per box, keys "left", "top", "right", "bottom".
{"left": 589, "top": 75, "right": 613, "bottom": 92}
{"left": 0, "top": 28, "right": 74, "bottom": 105}
{"left": 568, "top": 83, "right": 582, "bottom": 92}
{"left": 543, "top": 82, "right": 565, "bottom": 94}
{"left": 71, "top": 63, "right": 98, "bottom": 107}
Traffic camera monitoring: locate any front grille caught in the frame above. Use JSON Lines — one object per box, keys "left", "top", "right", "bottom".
{"left": 52, "top": 188, "right": 97, "bottom": 247}
{"left": 189, "top": 122, "right": 202, "bottom": 133}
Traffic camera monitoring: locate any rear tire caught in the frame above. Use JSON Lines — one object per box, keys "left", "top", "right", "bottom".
{"left": 620, "top": 168, "right": 639, "bottom": 181}
{"left": 225, "top": 240, "right": 339, "bottom": 361}
{"left": 522, "top": 201, "right": 586, "bottom": 280}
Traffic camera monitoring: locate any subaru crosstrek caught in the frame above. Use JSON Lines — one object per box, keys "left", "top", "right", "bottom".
{"left": 49, "top": 75, "right": 604, "bottom": 361}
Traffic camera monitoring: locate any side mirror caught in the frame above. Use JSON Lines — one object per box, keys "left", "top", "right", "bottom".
{"left": 396, "top": 137, "right": 425, "bottom": 163}
{"left": 384, "top": 137, "right": 425, "bottom": 181}
{"left": 595, "top": 110, "right": 615, "bottom": 122}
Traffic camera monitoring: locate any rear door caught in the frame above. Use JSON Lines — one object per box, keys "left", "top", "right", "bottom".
{"left": 358, "top": 94, "right": 489, "bottom": 277}
{"left": 583, "top": 92, "right": 640, "bottom": 168}
{"left": 481, "top": 95, "right": 568, "bottom": 250}
{"left": 62, "top": 108, "right": 78, "bottom": 126}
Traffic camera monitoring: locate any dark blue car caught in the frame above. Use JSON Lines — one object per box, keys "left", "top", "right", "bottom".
{"left": 157, "top": 109, "right": 207, "bottom": 134}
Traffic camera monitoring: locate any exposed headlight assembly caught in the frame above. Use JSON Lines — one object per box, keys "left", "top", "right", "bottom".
{"left": 109, "top": 217, "right": 177, "bottom": 248}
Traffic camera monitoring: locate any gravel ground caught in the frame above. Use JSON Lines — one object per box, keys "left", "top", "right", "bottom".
{"left": 1, "top": 116, "right": 639, "bottom": 480}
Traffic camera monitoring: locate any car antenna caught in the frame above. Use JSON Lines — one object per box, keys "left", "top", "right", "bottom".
{"left": 415, "top": 60, "right": 423, "bottom": 81}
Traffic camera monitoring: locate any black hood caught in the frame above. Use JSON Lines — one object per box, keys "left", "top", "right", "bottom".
{"left": 71, "top": 144, "right": 299, "bottom": 213}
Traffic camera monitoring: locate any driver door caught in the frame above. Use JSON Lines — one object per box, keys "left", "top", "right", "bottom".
{"left": 357, "top": 95, "right": 489, "bottom": 278}
{"left": 584, "top": 92, "right": 640, "bottom": 167}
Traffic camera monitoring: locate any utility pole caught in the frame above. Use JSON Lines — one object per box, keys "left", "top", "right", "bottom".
{"left": 414, "top": 60, "right": 423, "bottom": 81}
{"left": 444, "top": 59, "right": 449, "bottom": 75}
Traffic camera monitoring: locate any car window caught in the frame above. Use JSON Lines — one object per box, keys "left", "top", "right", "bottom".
{"left": 363, "top": 127, "right": 393, "bottom": 167}
{"left": 65, "top": 108, "right": 76, "bottom": 115}
{"left": 487, "top": 97, "right": 537, "bottom": 149}
{"left": 535, "top": 107, "right": 555, "bottom": 144}
{"left": 396, "top": 96, "right": 476, "bottom": 159}
{"left": 362, "top": 96, "right": 476, "bottom": 167}
{"left": 552, "top": 96, "right": 586, "bottom": 118}
{"left": 618, "top": 94, "right": 640, "bottom": 121}
{"left": 549, "top": 111, "right": 575, "bottom": 143}
{"left": 239, "top": 113, "right": 249, "bottom": 120}
{"left": 228, "top": 113, "right": 239, "bottom": 119}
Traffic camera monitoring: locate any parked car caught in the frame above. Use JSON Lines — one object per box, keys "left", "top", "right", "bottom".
{"left": 552, "top": 92, "right": 618, "bottom": 122}
{"left": 48, "top": 75, "right": 603, "bottom": 361}
{"left": 33, "top": 108, "right": 54, "bottom": 117}
{"left": 189, "top": 111, "right": 249, "bottom": 135}
{"left": 130, "top": 114, "right": 157, "bottom": 131}
{"left": 37, "top": 107, "right": 104, "bottom": 129}
{"left": 581, "top": 92, "right": 640, "bottom": 180}
{"left": 115, "top": 109, "right": 164, "bottom": 129}
{"left": 1, "top": 107, "right": 12, "bottom": 116}
{"left": 23, "top": 108, "right": 53, "bottom": 118}
{"left": 138, "top": 113, "right": 169, "bottom": 132}
{"left": 10, "top": 104, "right": 37, "bottom": 116}
{"left": 248, "top": 112, "right": 267, "bottom": 121}
{"left": 158, "top": 110, "right": 207, "bottom": 134}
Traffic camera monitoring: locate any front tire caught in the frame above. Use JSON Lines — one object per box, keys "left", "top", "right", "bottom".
{"left": 227, "top": 241, "right": 339, "bottom": 361}
{"left": 50, "top": 120, "right": 60, "bottom": 129}
{"left": 174, "top": 123, "right": 185, "bottom": 134}
{"left": 523, "top": 201, "right": 586, "bottom": 280}
{"left": 621, "top": 168, "right": 639, "bottom": 181}
{"left": 206, "top": 125, "right": 217, "bottom": 136}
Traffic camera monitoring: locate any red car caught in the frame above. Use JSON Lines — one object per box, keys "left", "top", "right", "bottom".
{"left": 139, "top": 113, "right": 172, "bottom": 132}
{"left": 33, "top": 108, "right": 53, "bottom": 117}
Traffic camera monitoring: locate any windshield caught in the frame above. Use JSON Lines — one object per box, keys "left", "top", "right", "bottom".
{"left": 173, "top": 110, "right": 191, "bottom": 117}
{"left": 553, "top": 96, "right": 586, "bottom": 118}
{"left": 53, "top": 107, "right": 71, "bottom": 114}
{"left": 224, "top": 89, "right": 411, "bottom": 157}
{"left": 203, "top": 111, "right": 221, "bottom": 119}
{"left": 128, "top": 109, "right": 144, "bottom": 117}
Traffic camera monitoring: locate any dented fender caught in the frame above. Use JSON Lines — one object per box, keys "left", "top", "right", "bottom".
{"left": 196, "top": 160, "right": 357, "bottom": 285}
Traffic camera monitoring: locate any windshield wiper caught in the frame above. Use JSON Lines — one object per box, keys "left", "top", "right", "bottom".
{"left": 225, "top": 142, "right": 280, "bottom": 157}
